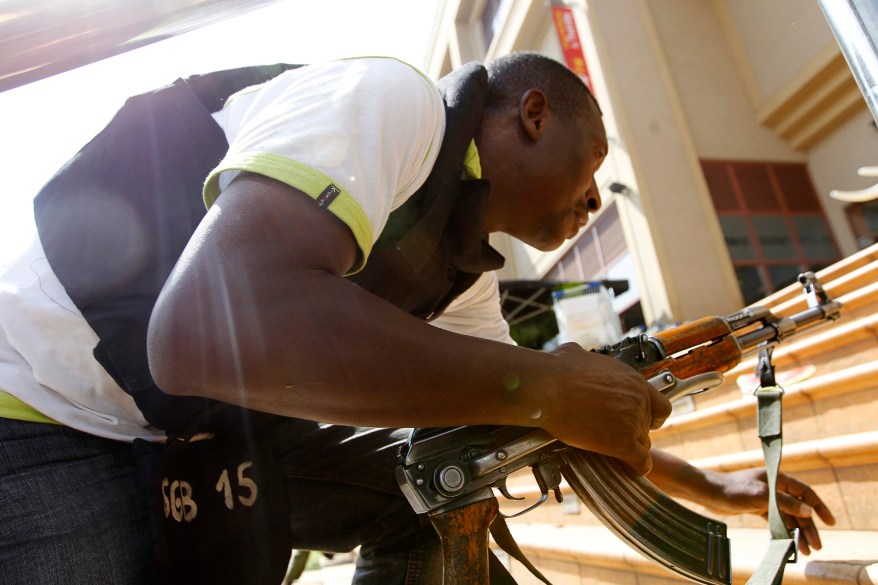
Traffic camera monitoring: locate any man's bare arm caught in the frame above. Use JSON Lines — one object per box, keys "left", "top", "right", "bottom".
{"left": 147, "top": 174, "right": 670, "bottom": 473}
{"left": 648, "top": 449, "right": 835, "bottom": 554}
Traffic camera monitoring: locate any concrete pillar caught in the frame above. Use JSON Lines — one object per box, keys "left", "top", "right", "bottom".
{"left": 581, "top": 0, "right": 743, "bottom": 322}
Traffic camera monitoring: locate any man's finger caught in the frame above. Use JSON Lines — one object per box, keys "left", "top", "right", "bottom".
{"left": 618, "top": 437, "right": 652, "bottom": 476}
{"left": 812, "top": 501, "right": 836, "bottom": 526}
{"left": 777, "top": 475, "right": 837, "bottom": 524}
{"left": 785, "top": 514, "right": 821, "bottom": 555}
{"left": 797, "top": 517, "right": 822, "bottom": 554}
{"left": 777, "top": 492, "right": 813, "bottom": 518}
{"left": 647, "top": 385, "right": 672, "bottom": 430}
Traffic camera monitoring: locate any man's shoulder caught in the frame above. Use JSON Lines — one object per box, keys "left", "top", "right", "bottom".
{"left": 325, "top": 57, "right": 438, "bottom": 91}
{"left": 242, "top": 57, "right": 441, "bottom": 113}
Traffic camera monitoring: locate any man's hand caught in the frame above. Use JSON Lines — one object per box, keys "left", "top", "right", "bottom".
{"left": 696, "top": 467, "right": 836, "bottom": 555}
{"left": 538, "top": 344, "right": 673, "bottom": 475}
{"left": 649, "top": 451, "right": 836, "bottom": 556}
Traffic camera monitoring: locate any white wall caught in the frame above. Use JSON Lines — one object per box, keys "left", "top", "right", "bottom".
{"left": 720, "top": 0, "right": 836, "bottom": 100}
{"left": 648, "top": 0, "right": 802, "bottom": 161}
{"left": 809, "top": 109, "right": 878, "bottom": 255}
{"left": 583, "top": 0, "right": 743, "bottom": 319}
{"left": 439, "top": 0, "right": 876, "bottom": 322}
{"left": 647, "top": 0, "right": 875, "bottom": 258}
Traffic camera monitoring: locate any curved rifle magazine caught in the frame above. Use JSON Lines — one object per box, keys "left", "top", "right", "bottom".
{"left": 561, "top": 449, "right": 731, "bottom": 585}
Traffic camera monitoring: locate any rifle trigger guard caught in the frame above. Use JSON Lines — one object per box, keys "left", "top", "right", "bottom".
{"left": 499, "top": 491, "right": 548, "bottom": 519}
{"left": 650, "top": 370, "right": 725, "bottom": 402}
{"left": 495, "top": 477, "right": 525, "bottom": 502}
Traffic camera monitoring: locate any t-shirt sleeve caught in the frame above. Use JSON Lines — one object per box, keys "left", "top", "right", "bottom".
{"left": 204, "top": 58, "right": 445, "bottom": 271}
{"left": 429, "top": 272, "right": 516, "bottom": 344}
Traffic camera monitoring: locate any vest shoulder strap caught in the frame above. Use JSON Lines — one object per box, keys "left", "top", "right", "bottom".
{"left": 33, "top": 64, "right": 296, "bottom": 431}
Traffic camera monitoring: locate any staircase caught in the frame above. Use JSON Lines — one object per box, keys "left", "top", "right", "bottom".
{"left": 496, "top": 243, "right": 878, "bottom": 585}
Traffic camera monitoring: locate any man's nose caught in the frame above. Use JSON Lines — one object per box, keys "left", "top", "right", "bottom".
{"left": 586, "top": 186, "right": 602, "bottom": 213}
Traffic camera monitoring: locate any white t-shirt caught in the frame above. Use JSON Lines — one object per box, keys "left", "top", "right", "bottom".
{"left": 206, "top": 57, "right": 513, "bottom": 341}
{"left": 206, "top": 58, "right": 443, "bottom": 268}
{"left": 0, "top": 236, "right": 159, "bottom": 441}
{"left": 0, "top": 57, "right": 512, "bottom": 442}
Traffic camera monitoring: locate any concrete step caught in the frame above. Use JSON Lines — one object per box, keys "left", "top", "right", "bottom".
{"left": 500, "top": 524, "right": 878, "bottom": 585}
{"left": 654, "top": 360, "right": 878, "bottom": 456}
{"left": 770, "top": 260, "right": 878, "bottom": 318}
{"left": 691, "top": 310, "right": 878, "bottom": 412}
{"left": 287, "top": 527, "right": 877, "bottom": 584}
{"left": 490, "top": 249, "right": 878, "bottom": 584}
{"left": 499, "top": 431, "right": 878, "bottom": 531}
{"left": 759, "top": 244, "right": 878, "bottom": 309}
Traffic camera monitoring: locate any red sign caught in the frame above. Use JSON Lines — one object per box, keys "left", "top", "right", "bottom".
{"left": 551, "top": 5, "right": 592, "bottom": 90}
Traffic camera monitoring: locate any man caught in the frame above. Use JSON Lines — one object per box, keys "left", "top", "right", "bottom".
{"left": 0, "top": 53, "right": 833, "bottom": 585}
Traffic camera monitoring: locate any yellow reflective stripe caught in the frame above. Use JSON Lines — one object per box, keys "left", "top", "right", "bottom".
{"left": 463, "top": 140, "right": 481, "bottom": 179}
{"left": 0, "top": 391, "right": 60, "bottom": 425}
{"left": 203, "top": 153, "right": 374, "bottom": 272}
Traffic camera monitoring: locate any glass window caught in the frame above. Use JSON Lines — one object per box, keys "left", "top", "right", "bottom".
{"left": 792, "top": 216, "right": 838, "bottom": 259}
{"left": 735, "top": 266, "right": 767, "bottom": 305}
{"left": 480, "top": 0, "right": 507, "bottom": 50}
{"left": 865, "top": 201, "right": 878, "bottom": 233}
{"left": 702, "top": 160, "right": 839, "bottom": 302}
{"left": 596, "top": 205, "right": 625, "bottom": 264}
{"left": 768, "top": 264, "right": 805, "bottom": 292}
{"left": 846, "top": 200, "right": 878, "bottom": 248}
{"left": 751, "top": 215, "right": 796, "bottom": 260}
{"left": 576, "top": 232, "right": 600, "bottom": 278}
{"left": 548, "top": 203, "right": 627, "bottom": 283}
{"left": 718, "top": 215, "right": 755, "bottom": 261}
{"left": 559, "top": 254, "right": 579, "bottom": 281}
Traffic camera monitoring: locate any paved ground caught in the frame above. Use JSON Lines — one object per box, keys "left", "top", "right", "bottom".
{"left": 294, "top": 561, "right": 356, "bottom": 585}
{"left": 290, "top": 553, "right": 356, "bottom": 585}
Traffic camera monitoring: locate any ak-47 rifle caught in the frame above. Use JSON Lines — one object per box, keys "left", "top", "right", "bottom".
{"left": 396, "top": 272, "right": 842, "bottom": 585}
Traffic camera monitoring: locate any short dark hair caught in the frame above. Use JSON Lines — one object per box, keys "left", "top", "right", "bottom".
{"left": 485, "top": 51, "right": 601, "bottom": 121}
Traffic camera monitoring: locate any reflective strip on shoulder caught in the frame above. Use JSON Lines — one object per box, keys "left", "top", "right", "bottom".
{"left": 203, "top": 153, "right": 374, "bottom": 272}
{"left": 0, "top": 391, "right": 60, "bottom": 425}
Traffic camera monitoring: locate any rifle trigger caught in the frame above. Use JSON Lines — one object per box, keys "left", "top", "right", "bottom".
{"left": 499, "top": 491, "right": 549, "bottom": 519}
{"left": 495, "top": 477, "right": 525, "bottom": 502}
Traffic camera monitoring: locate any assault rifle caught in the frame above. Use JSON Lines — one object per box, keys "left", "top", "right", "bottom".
{"left": 396, "top": 272, "right": 842, "bottom": 585}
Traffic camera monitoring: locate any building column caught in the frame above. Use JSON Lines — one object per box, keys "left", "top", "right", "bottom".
{"left": 580, "top": 0, "right": 743, "bottom": 322}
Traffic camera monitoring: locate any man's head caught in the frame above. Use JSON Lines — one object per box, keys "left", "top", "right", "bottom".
{"left": 476, "top": 51, "right": 608, "bottom": 251}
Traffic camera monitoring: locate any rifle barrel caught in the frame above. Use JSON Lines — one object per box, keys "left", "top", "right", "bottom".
{"left": 736, "top": 301, "right": 842, "bottom": 351}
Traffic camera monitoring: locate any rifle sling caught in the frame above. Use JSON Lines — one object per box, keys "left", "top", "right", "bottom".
{"left": 746, "top": 385, "right": 797, "bottom": 585}
{"left": 487, "top": 385, "right": 795, "bottom": 585}
{"left": 489, "top": 515, "right": 552, "bottom": 585}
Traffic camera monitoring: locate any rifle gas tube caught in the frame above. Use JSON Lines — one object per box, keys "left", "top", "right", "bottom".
{"left": 396, "top": 272, "right": 841, "bottom": 585}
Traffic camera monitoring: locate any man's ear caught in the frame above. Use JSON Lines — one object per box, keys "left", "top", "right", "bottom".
{"left": 519, "top": 89, "right": 548, "bottom": 141}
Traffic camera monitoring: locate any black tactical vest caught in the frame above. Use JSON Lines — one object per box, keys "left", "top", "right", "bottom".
{"left": 34, "top": 61, "right": 504, "bottom": 433}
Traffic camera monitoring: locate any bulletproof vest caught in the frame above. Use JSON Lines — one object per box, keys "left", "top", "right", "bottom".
{"left": 34, "top": 61, "right": 504, "bottom": 433}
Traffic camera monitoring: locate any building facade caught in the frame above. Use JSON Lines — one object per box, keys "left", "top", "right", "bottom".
{"left": 425, "top": 0, "right": 878, "bottom": 332}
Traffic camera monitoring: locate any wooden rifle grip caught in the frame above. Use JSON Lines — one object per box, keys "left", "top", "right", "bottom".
{"left": 639, "top": 336, "right": 743, "bottom": 380}
{"left": 430, "top": 498, "right": 499, "bottom": 585}
{"left": 654, "top": 316, "right": 731, "bottom": 355}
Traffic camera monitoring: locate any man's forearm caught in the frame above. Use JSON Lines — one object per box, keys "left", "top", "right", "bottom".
{"left": 146, "top": 175, "right": 551, "bottom": 430}
{"left": 147, "top": 175, "right": 665, "bottom": 472}
{"left": 171, "top": 276, "right": 551, "bottom": 430}
{"left": 647, "top": 448, "right": 713, "bottom": 499}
